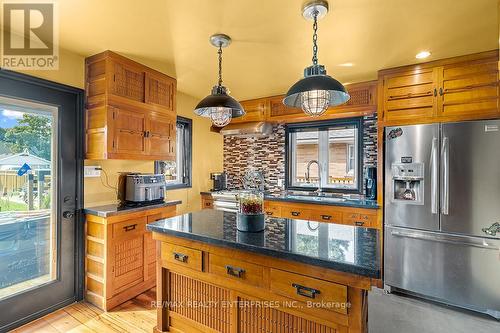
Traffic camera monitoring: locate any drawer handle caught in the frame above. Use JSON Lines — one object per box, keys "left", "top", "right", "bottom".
{"left": 355, "top": 221, "right": 365, "bottom": 226}
{"left": 173, "top": 252, "right": 188, "bottom": 263}
{"left": 292, "top": 283, "right": 320, "bottom": 299}
{"left": 266, "top": 211, "right": 274, "bottom": 216}
{"left": 205, "top": 202, "right": 211, "bottom": 206}
{"left": 321, "top": 215, "right": 331, "bottom": 220}
{"left": 225, "top": 265, "right": 245, "bottom": 278}
{"left": 291, "top": 211, "right": 300, "bottom": 217}
{"left": 123, "top": 224, "right": 137, "bottom": 232}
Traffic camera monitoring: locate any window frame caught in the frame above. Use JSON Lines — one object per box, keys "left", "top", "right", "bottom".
{"left": 284, "top": 117, "right": 364, "bottom": 194}
{"left": 154, "top": 116, "right": 192, "bottom": 190}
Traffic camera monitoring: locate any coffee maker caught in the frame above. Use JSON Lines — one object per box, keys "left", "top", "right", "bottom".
{"left": 210, "top": 172, "right": 227, "bottom": 192}
{"left": 365, "top": 167, "right": 377, "bottom": 200}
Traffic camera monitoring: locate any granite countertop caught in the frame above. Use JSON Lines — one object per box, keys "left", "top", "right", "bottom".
{"left": 84, "top": 200, "right": 182, "bottom": 217}
{"left": 200, "top": 190, "right": 378, "bottom": 209}
{"left": 264, "top": 193, "right": 379, "bottom": 209}
{"left": 147, "top": 209, "right": 380, "bottom": 278}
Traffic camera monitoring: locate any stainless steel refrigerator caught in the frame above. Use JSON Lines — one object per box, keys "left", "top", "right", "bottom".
{"left": 384, "top": 120, "right": 500, "bottom": 319}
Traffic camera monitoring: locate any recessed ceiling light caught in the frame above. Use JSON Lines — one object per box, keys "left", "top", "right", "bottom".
{"left": 339, "top": 62, "right": 354, "bottom": 67}
{"left": 416, "top": 51, "right": 431, "bottom": 59}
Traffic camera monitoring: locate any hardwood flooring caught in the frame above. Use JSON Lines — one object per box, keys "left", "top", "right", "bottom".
{"left": 12, "top": 288, "right": 156, "bottom": 333}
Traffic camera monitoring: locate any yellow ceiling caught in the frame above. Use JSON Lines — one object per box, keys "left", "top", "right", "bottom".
{"left": 56, "top": 0, "right": 498, "bottom": 100}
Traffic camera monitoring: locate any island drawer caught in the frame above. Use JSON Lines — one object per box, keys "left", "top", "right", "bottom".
{"left": 161, "top": 243, "right": 203, "bottom": 272}
{"left": 208, "top": 254, "right": 264, "bottom": 287}
{"left": 343, "top": 212, "right": 377, "bottom": 227}
{"left": 270, "top": 269, "right": 348, "bottom": 315}
{"left": 112, "top": 217, "right": 147, "bottom": 239}
{"left": 281, "top": 207, "right": 311, "bottom": 220}
{"left": 309, "top": 209, "right": 342, "bottom": 223}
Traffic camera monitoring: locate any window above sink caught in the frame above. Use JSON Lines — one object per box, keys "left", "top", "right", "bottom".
{"left": 285, "top": 118, "right": 364, "bottom": 194}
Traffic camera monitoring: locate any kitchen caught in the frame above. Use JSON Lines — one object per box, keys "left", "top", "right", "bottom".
{"left": 0, "top": 0, "right": 499, "bottom": 332}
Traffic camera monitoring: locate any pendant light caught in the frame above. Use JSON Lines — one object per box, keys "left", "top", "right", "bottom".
{"left": 194, "top": 34, "right": 245, "bottom": 127}
{"left": 283, "top": 0, "right": 350, "bottom": 117}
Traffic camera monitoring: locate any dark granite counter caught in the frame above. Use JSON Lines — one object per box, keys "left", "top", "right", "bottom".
{"left": 264, "top": 193, "right": 379, "bottom": 209}
{"left": 147, "top": 209, "right": 380, "bottom": 278}
{"left": 84, "top": 200, "right": 182, "bottom": 217}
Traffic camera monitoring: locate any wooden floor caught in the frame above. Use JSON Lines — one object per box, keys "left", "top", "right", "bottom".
{"left": 12, "top": 289, "right": 156, "bottom": 333}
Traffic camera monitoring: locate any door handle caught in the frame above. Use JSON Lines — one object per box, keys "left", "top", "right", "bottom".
{"left": 225, "top": 265, "right": 245, "bottom": 278}
{"left": 431, "top": 137, "right": 439, "bottom": 214}
{"left": 123, "top": 224, "right": 137, "bottom": 232}
{"left": 441, "top": 137, "right": 449, "bottom": 215}
{"left": 173, "top": 252, "right": 188, "bottom": 263}
{"left": 62, "top": 211, "right": 74, "bottom": 219}
{"left": 390, "top": 230, "right": 499, "bottom": 250}
{"left": 292, "top": 283, "right": 321, "bottom": 299}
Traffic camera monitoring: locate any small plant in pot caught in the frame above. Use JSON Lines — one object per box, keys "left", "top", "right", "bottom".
{"left": 237, "top": 191, "right": 265, "bottom": 232}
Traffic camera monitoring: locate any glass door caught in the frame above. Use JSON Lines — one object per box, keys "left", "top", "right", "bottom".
{"left": 0, "top": 72, "right": 83, "bottom": 331}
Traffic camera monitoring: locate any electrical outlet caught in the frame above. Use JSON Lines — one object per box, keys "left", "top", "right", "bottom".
{"left": 84, "top": 166, "right": 101, "bottom": 178}
{"left": 277, "top": 179, "right": 284, "bottom": 187}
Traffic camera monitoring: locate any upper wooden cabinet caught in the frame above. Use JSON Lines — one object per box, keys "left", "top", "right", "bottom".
{"left": 379, "top": 50, "right": 499, "bottom": 125}
{"left": 85, "top": 51, "right": 176, "bottom": 160}
{"left": 231, "top": 98, "right": 269, "bottom": 123}
{"left": 233, "top": 81, "right": 377, "bottom": 124}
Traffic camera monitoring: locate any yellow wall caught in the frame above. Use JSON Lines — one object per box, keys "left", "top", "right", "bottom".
{"left": 15, "top": 49, "right": 223, "bottom": 214}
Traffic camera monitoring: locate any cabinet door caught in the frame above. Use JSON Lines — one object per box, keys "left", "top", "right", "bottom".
{"left": 146, "top": 113, "right": 176, "bottom": 159}
{"left": 382, "top": 67, "right": 438, "bottom": 123}
{"left": 437, "top": 56, "right": 499, "bottom": 120}
{"left": 268, "top": 95, "right": 303, "bottom": 121}
{"left": 110, "top": 60, "right": 145, "bottom": 102}
{"left": 145, "top": 72, "right": 176, "bottom": 111}
{"left": 231, "top": 98, "right": 268, "bottom": 123}
{"left": 110, "top": 218, "right": 146, "bottom": 296}
{"left": 110, "top": 106, "right": 147, "bottom": 156}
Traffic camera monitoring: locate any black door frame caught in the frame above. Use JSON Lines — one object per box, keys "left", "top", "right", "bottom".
{"left": 0, "top": 69, "right": 84, "bottom": 331}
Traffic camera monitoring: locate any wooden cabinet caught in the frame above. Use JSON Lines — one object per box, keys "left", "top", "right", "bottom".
{"left": 234, "top": 81, "right": 377, "bottom": 124}
{"left": 85, "top": 51, "right": 177, "bottom": 160}
{"left": 200, "top": 193, "right": 213, "bottom": 209}
{"left": 146, "top": 112, "right": 176, "bottom": 159}
{"left": 84, "top": 205, "right": 177, "bottom": 311}
{"left": 110, "top": 106, "right": 147, "bottom": 155}
{"left": 264, "top": 200, "right": 380, "bottom": 229}
{"left": 153, "top": 235, "right": 371, "bottom": 333}
{"left": 380, "top": 50, "right": 499, "bottom": 125}
{"left": 270, "top": 268, "right": 348, "bottom": 315}
{"left": 230, "top": 97, "right": 268, "bottom": 123}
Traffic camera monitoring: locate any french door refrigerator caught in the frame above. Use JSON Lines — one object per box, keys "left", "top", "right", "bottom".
{"left": 384, "top": 120, "right": 500, "bottom": 319}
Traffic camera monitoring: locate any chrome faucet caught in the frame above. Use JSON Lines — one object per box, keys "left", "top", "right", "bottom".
{"left": 305, "top": 160, "right": 323, "bottom": 195}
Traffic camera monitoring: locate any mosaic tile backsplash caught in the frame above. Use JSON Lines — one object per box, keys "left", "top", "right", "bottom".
{"left": 223, "top": 114, "right": 378, "bottom": 194}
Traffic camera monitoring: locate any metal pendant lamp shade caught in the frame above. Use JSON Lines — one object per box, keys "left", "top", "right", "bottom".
{"left": 283, "top": 0, "right": 350, "bottom": 117}
{"left": 194, "top": 34, "right": 245, "bottom": 127}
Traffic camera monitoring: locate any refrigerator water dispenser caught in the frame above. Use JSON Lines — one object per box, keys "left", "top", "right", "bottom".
{"left": 391, "top": 163, "right": 424, "bottom": 205}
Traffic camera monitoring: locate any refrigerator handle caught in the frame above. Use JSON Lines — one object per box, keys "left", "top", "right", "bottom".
{"left": 390, "top": 229, "right": 499, "bottom": 250}
{"left": 441, "top": 137, "right": 449, "bottom": 215}
{"left": 431, "top": 137, "right": 439, "bottom": 214}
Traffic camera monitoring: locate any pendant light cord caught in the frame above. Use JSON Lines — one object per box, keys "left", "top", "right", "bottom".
{"left": 312, "top": 10, "right": 319, "bottom": 66}
{"left": 218, "top": 43, "right": 223, "bottom": 87}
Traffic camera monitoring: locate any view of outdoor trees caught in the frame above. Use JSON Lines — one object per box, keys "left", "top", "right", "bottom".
{"left": 0, "top": 114, "right": 52, "bottom": 160}
{"left": 0, "top": 111, "right": 52, "bottom": 212}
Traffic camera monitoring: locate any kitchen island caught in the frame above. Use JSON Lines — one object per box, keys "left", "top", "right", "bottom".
{"left": 148, "top": 209, "right": 380, "bottom": 333}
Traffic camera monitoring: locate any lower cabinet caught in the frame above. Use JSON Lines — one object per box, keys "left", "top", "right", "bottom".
{"left": 264, "top": 200, "right": 380, "bottom": 229}
{"left": 85, "top": 205, "right": 177, "bottom": 310}
{"left": 154, "top": 238, "right": 369, "bottom": 333}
